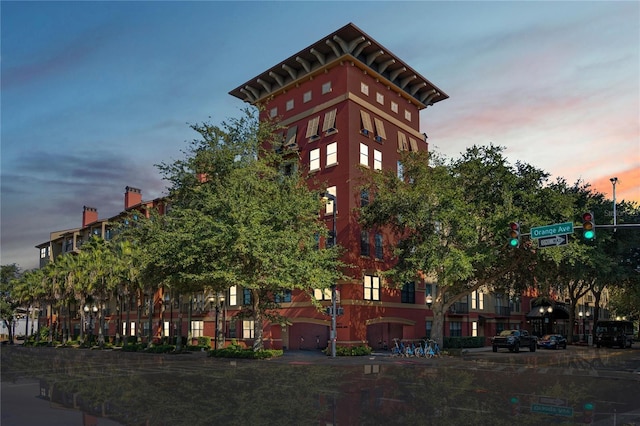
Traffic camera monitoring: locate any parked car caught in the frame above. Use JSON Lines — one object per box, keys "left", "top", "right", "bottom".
{"left": 537, "top": 334, "right": 567, "bottom": 350}
{"left": 491, "top": 329, "right": 537, "bottom": 353}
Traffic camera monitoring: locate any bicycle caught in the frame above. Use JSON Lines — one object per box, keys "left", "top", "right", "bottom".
{"left": 391, "top": 338, "right": 403, "bottom": 357}
{"left": 428, "top": 339, "right": 442, "bottom": 357}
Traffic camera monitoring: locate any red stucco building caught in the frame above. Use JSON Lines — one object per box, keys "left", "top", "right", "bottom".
{"left": 37, "top": 23, "right": 552, "bottom": 350}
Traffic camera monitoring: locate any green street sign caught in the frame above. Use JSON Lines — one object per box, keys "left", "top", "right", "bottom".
{"left": 531, "top": 403, "right": 573, "bottom": 417}
{"left": 530, "top": 222, "right": 574, "bottom": 239}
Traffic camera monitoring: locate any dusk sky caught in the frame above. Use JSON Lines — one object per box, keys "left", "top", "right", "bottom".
{"left": 2, "top": 1, "right": 638, "bottom": 271}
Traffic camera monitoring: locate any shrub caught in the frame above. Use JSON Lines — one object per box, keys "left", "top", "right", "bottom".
{"left": 208, "top": 348, "right": 283, "bottom": 359}
{"left": 442, "top": 336, "right": 484, "bottom": 349}
{"left": 323, "top": 345, "right": 372, "bottom": 356}
{"left": 122, "top": 343, "right": 145, "bottom": 352}
{"left": 144, "top": 344, "right": 176, "bottom": 354}
{"left": 198, "top": 336, "right": 212, "bottom": 348}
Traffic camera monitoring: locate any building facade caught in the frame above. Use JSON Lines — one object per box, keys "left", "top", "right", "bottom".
{"left": 35, "top": 23, "right": 605, "bottom": 350}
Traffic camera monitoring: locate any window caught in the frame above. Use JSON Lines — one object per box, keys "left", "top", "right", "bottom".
{"left": 306, "top": 116, "right": 320, "bottom": 139}
{"left": 326, "top": 142, "right": 337, "bottom": 166}
{"left": 374, "top": 150, "right": 382, "bottom": 170}
{"left": 314, "top": 288, "right": 332, "bottom": 301}
{"left": 360, "top": 189, "right": 369, "bottom": 207}
{"left": 270, "top": 107, "right": 278, "bottom": 118}
{"left": 361, "top": 82, "right": 369, "bottom": 96}
{"left": 509, "top": 296, "right": 521, "bottom": 312}
{"left": 324, "top": 186, "right": 336, "bottom": 215}
{"left": 281, "top": 161, "right": 298, "bottom": 177}
{"left": 409, "top": 137, "right": 419, "bottom": 152}
{"left": 450, "top": 321, "right": 462, "bottom": 337}
{"left": 243, "top": 288, "right": 252, "bottom": 305}
{"left": 472, "top": 321, "right": 478, "bottom": 337}
{"left": 360, "top": 143, "right": 369, "bottom": 166}
{"left": 286, "top": 99, "right": 294, "bottom": 111}
{"left": 360, "top": 230, "right": 370, "bottom": 256}
{"left": 229, "top": 286, "right": 237, "bottom": 306}
{"left": 242, "top": 320, "right": 254, "bottom": 339}
{"left": 376, "top": 92, "right": 384, "bottom": 105}
{"left": 397, "top": 160, "right": 404, "bottom": 180}
{"left": 322, "top": 81, "right": 332, "bottom": 94}
{"left": 303, "top": 91, "right": 312, "bottom": 103}
{"left": 275, "top": 290, "right": 292, "bottom": 303}
{"left": 40, "top": 247, "right": 47, "bottom": 259}
{"left": 164, "top": 321, "right": 170, "bottom": 337}
{"left": 322, "top": 108, "right": 337, "bottom": 134}
{"left": 284, "top": 126, "right": 298, "bottom": 149}
{"left": 397, "top": 132, "right": 409, "bottom": 151}
{"left": 360, "top": 110, "right": 373, "bottom": 136}
{"left": 404, "top": 110, "right": 411, "bottom": 121}
{"left": 425, "top": 321, "right": 432, "bottom": 339}
{"left": 373, "top": 118, "right": 386, "bottom": 142}
{"left": 374, "top": 233, "right": 383, "bottom": 259}
{"left": 391, "top": 101, "right": 398, "bottom": 113}
{"left": 401, "top": 282, "right": 415, "bottom": 304}
{"left": 130, "top": 322, "right": 135, "bottom": 337}
{"left": 310, "top": 148, "right": 320, "bottom": 171}
{"left": 363, "top": 275, "right": 380, "bottom": 301}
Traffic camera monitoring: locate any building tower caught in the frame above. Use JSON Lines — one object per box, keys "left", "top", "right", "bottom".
{"left": 230, "top": 23, "right": 449, "bottom": 349}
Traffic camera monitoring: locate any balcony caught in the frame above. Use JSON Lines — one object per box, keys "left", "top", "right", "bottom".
{"left": 448, "top": 302, "right": 469, "bottom": 315}
{"left": 495, "top": 306, "right": 511, "bottom": 317}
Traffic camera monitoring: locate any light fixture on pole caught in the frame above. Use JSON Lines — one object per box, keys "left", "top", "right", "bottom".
{"left": 321, "top": 191, "right": 337, "bottom": 358}
{"left": 610, "top": 177, "right": 618, "bottom": 232}
{"left": 425, "top": 294, "right": 433, "bottom": 309}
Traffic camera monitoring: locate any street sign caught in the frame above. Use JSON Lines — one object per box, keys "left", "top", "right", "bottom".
{"left": 538, "top": 234, "right": 569, "bottom": 248}
{"left": 538, "top": 396, "right": 568, "bottom": 406}
{"left": 531, "top": 403, "right": 573, "bottom": 416}
{"left": 530, "top": 222, "right": 574, "bottom": 239}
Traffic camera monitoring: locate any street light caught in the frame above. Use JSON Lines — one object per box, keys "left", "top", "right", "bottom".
{"left": 610, "top": 177, "right": 618, "bottom": 232}
{"left": 208, "top": 292, "right": 226, "bottom": 350}
{"left": 539, "top": 306, "right": 553, "bottom": 335}
{"left": 321, "top": 191, "right": 337, "bottom": 358}
{"left": 83, "top": 304, "right": 98, "bottom": 343}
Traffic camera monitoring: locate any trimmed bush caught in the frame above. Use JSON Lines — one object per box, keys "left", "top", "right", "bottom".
{"left": 443, "top": 336, "right": 484, "bottom": 349}
{"left": 323, "top": 345, "right": 372, "bottom": 356}
{"left": 208, "top": 348, "right": 283, "bottom": 359}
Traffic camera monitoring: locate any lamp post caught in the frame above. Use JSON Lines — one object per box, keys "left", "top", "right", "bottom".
{"left": 610, "top": 177, "right": 618, "bottom": 232}
{"left": 208, "top": 293, "right": 226, "bottom": 350}
{"left": 83, "top": 304, "right": 98, "bottom": 343}
{"left": 425, "top": 295, "right": 433, "bottom": 339}
{"left": 539, "top": 306, "right": 553, "bottom": 335}
{"left": 322, "top": 191, "right": 337, "bottom": 358}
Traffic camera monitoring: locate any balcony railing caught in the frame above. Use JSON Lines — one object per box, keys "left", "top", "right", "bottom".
{"left": 448, "top": 302, "right": 469, "bottom": 315}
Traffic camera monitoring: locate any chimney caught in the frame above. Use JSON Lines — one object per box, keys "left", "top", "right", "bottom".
{"left": 82, "top": 206, "right": 98, "bottom": 227}
{"left": 124, "top": 186, "right": 142, "bottom": 209}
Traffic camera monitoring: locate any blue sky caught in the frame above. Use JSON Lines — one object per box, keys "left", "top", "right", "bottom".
{"left": 2, "top": 1, "right": 638, "bottom": 270}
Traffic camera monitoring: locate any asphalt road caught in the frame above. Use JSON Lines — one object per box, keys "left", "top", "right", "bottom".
{"left": 2, "top": 344, "right": 639, "bottom": 426}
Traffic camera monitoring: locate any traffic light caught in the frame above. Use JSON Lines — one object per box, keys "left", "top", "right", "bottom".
{"left": 583, "top": 402, "right": 595, "bottom": 424}
{"left": 582, "top": 212, "right": 596, "bottom": 240}
{"left": 508, "top": 222, "right": 521, "bottom": 248}
{"left": 510, "top": 396, "right": 520, "bottom": 416}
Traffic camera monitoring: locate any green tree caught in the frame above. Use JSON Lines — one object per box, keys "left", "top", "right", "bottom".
{"left": 358, "top": 145, "right": 573, "bottom": 345}
{"left": 0, "top": 264, "right": 21, "bottom": 344}
{"left": 130, "top": 109, "right": 344, "bottom": 351}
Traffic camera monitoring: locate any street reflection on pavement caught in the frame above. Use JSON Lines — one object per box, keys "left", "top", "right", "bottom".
{"left": 2, "top": 346, "right": 639, "bottom": 426}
